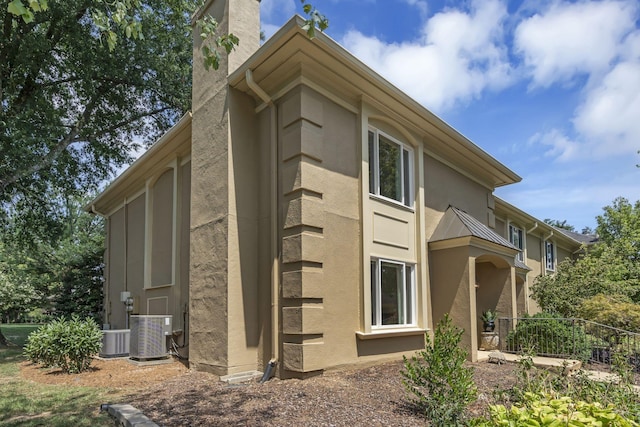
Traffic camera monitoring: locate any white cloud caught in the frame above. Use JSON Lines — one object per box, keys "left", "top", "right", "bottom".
{"left": 402, "top": 0, "right": 428, "bottom": 18}
{"left": 341, "top": 0, "right": 513, "bottom": 112}
{"left": 260, "top": 0, "right": 296, "bottom": 21}
{"left": 573, "top": 60, "right": 640, "bottom": 156}
{"left": 529, "top": 129, "right": 580, "bottom": 162}
{"left": 514, "top": 0, "right": 638, "bottom": 88}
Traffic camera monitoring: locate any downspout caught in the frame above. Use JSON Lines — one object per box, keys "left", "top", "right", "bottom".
{"left": 526, "top": 222, "right": 538, "bottom": 234}
{"left": 246, "top": 69, "right": 279, "bottom": 375}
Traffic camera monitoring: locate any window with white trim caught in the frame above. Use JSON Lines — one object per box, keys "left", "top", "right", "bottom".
{"left": 368, "top": 128, "right": 413, "bottom": 207}
{"left": 370, "top": 258, "right": 415, "bottom": 327}
{"left": 509, "top": 224, "right": 524, "bottom": 262}
{"left": 545, "top": 241, "right": 555, "bottom": 271}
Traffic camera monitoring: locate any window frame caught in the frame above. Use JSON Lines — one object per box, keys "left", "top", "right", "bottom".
{"left": 545, "top": 241, "right": 555, "bottom": 271}
{"left": 370, "top": 257, "right": 416, "bottom": 329}
{"left": 508, "top": 224, "right": 524, "bottom": 262}
{"left": 368, "top": 128, "right": 414, "bottom": 208}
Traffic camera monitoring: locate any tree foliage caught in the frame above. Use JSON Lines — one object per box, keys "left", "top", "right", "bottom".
{"left": 544, "top": 218, "right": 575, "bottom": 232}
{"left": 0, "top": 265, "right": 40, "bottom": 323}
{"left": 578, "top": 294, "right": 640, "bottom": 333}
{"left": 531, "top": 198, "right": 640, "bottom": 317}
{"left": 1, "top": 0, "right": 195, "bottom": 239}
{"left": 0, "top": 195, "right": 104, "bottom": 323}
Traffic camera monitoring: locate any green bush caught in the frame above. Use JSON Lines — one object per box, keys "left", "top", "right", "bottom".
{"left": 401, "top": 314, "right": 477, "bottom": 426}
{"left": 473, "top": 393, "right": 639, "bottom": 427}
{"left": 579, "top": 294, "right": 640, "bottom": 333}
{"left": 24, "top": 316, "right": 102, "bottom": 373}
{"left": 507, "top": 313, "right": 592, "bottom": 362}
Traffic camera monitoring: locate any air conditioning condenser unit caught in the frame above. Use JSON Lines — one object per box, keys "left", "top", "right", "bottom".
{"left": 100, "top": 329, "right": 130, "bottom": 357}
{"left": 129, "top": 315, "right": 172, "bottom": 360}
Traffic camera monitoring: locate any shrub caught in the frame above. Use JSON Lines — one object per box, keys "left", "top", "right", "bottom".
{"left": 24, "top": 316, "right": 102, "bottom": 373}
{"left": 400, "top": 314, "right": 477, "bottom": 426}
{"left": 507, "top": 313, "right": 592, "bottom": 362}
{"left": 473, "top": 393, "right": 639, "bottom": 427}
{"left": 579, "top": 294, "right": 640, "bottom": 333}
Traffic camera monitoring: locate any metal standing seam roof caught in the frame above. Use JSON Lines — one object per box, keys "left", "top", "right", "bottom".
{"left": 514, "top": 259, "right": 532, "bottom": 271}
{"left": 452, "top": 207, "right": 519, "bottom": 250}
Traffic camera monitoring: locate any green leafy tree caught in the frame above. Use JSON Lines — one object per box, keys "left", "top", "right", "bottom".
{"left": 1, "top": 195, "right": 104, "bottom": 323}
{"left": 596, "top": 197, "right": 640, "bottom": 262}
{"left": 2, "top": 0, "right": 327, "bottom": 246}
{"left": 0, "top": 268, "right": 40, "bottom": 324}
{"left": 1, "top": 0, "right": 195, "bottom": 241}
{"left": 544, "top": 218, "right": 575, "bottom": 232}
{"left": 531, "top": 198, "right": 640, "bottom": 317}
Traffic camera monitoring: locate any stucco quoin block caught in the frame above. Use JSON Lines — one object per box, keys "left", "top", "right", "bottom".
{"left": 282, "top": 342, "right": 325, "bottom": 372}
{"left": 283, "top": 197, "right": 325, "bottom": 230}
{"left": 281, "top": 158, "right": 324, "bottom": 196}
{"left": 281, "top": 89, "right": 324, "bottom": 128}
{"left": 282, "top": 306, "right": 324, "bottom": 335}
{"left": 281, "top": 120, "right": 324, "bottom": 162}
{"left": 282, "top": 233, "right": 325, "bottom": 264}
{"left": 282, "top": 270, "right": 324, "bottom": 299}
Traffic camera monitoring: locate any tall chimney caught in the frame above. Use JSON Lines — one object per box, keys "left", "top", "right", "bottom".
{"left": 189, "top": 0, "right": 261, "bottom": 375}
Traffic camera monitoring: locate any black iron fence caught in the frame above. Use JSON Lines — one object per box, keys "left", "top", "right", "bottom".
{"left": 497, "top": 317, "right": 640, "bottom": 377}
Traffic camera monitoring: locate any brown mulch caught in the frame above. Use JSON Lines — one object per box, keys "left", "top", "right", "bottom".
{"left": 20, "top": 358, "right": 189, "bottom": 391}
{"left": 20, "top": 357, "right": 518, "bottom": 426}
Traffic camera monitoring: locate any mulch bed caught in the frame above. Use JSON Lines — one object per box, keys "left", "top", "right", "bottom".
{"left": 20, "top": 357, "right": 519, "bottom": 426}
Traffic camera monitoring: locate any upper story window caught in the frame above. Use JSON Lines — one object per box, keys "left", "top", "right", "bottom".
{"left": 545, "top": 241, "right": 555, "bottom": 271}
{"left": 370, "top": 258, "right": 415, "bottom": 327}
{"left": 509, "top": 224, "right": 524, "bottom": 262}
{"left": 368, "top": 128, "right": 413, "bottom": 207}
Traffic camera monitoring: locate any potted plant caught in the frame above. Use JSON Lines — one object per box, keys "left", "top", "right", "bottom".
{"left": 481, "top": 309, "right": 497, "bottom": 332}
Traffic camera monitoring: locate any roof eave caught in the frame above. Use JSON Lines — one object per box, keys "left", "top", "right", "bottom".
{"left": 229, "top": 16, "right": 521, "bottom": 189}
{"left": 85, "top": 112, "right": 192, "bottom": 214}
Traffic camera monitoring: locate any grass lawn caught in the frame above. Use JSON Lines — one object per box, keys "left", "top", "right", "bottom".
{"left": 0, "top": 324, "right": 115, "bottom": 427}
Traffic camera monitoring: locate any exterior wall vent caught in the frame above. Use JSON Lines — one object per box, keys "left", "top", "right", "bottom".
{"left": 100, "top": 329, "right": 130, "bottom": 357}
{"left": 129, "top": 315, "right": 172, "bottom": 360}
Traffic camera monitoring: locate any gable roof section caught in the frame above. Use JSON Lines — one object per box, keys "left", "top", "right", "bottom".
{"left": 494, "top": 197, "right": 584, "bottom": 249}
{"left": 229, "top": 16, "right": 521, "bottom": 190}
{"left": 555, "top": 228, "right": 599, "bottom": 244}
{"left": 86, "top": 112, "right": 192, "bottom": 214}
{"left": 430, "top": 206, "right": 518, "bottom": 251}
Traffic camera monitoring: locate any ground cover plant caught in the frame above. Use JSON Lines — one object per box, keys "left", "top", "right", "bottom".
{"left": 475, "top": 393, "right": 639, "bottom": 426}
{"left": 475, "top": 349, "right": 640, "bottom": 425}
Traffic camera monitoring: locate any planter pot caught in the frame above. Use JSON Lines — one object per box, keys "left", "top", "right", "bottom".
{"left": 483, "top": 321, "right": 495, "bottom": 332}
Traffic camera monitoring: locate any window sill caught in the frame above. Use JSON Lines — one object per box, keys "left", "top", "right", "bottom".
{"left": 369, "top": 194, "right": 415, "bottom": 213}
{"left": 356, "top": 327, "right": 427, "bottom": 340}
{"left": 144, "top": 283, "right": 174, "bottom": 290}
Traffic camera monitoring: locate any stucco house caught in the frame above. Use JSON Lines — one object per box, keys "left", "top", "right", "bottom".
{"left": 88, "top": 0, "right": 586, "bottom": 378}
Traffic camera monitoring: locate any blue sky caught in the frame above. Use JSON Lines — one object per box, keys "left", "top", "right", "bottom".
{"left": 260, "top": 0, "right": 640, "bottom": 232}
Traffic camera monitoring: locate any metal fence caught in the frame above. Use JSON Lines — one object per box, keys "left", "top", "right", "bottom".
{"left": 497, "top": 317, "right": 640, "bottom": 375}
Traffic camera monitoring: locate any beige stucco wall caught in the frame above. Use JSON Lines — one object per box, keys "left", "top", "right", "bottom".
{"left": 278, "top": 85, "right": 362, "bottom": 376}
{"left": 150, "top": 169, "right": 174, "bottom": 287}
{"left": 424, "top": 154, "right": 492, "bottom": 238}
{"left": 106, "top": 208, "right": 126, "bottom": 329}
{"left": 188, "top": 0, "right": 261, "bottom": 375}
{"left": 429, "top": 245, "right": 476, "bottom": 359}
{"left": 103, "top": 159, "right": 190, "bottom": 334}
